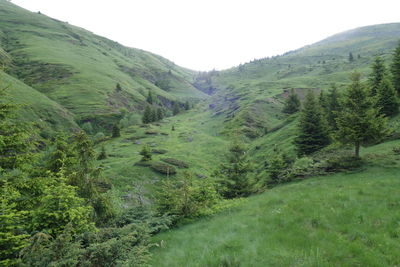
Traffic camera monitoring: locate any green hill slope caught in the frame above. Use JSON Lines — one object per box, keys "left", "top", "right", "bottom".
{"left": 0, "top": 0, "right": 207, "bottom": 131}
{"left": 0, "top": 69, "right": 77, "bottom": 134}
{"left": 198, "top": 23, "right": 400, "bottom": 139}
{"left": 151, "top": 163, "right": 400, "bottom": 266}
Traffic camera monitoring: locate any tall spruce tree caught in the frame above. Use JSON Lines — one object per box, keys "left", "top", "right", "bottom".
{"left": 348, "top": 52, "right": 354, "bottom": 62}
{"left": 0, "top": 88, "right": 34, "bottom": 170}
{"left": 336, "top": 73, "right": 388, "bottom": 157}
{"left": 172, "top": 102, "right": 180, "bottom": 116}
{"left": 72, "top": 131, "right": 114, "bottom": 222}
{"left": 294, "top": 90, "right": 330, "bottom": 156}
{"left": 184, "top": 101, "right": 190, "bottom": 110}
{"left": 375, "top": 78, "right": 399, "bottom": 117}
{"left": 319, "top": 90, "right": 328, "bottom": 111}
{"left": 146, "top": 91, "right": 154, "bottom": 104}
{"left": 0, "top": 183, "right": 29, "bottom": 266}
{"left": 217, "top": 139, "right": 253, "bottom": 198}
{"left": 325, "top": 85, "right": 341, "bottom": 131}
{"left": 111, "top": 124, "right": 121, "bottom": 138}
{"left": 156, "top": 107, "right": 164, "bottom": 121}
{"left": 283, "top": 88, "right": 301, "bottom": 114}
{"left": 150, "top": 107, "right": 157, "bottom": 122}
{"left": 391, "top": 41, "right": 400, "bottom": 95}
{"left": 47, "top": 134, "right": 76, "bottom": 174}
{"left": 142, "top": 106, "right": 152, "bottom": 124}
{"left": 369, "top": 56, "right": 386, "bottom": 96}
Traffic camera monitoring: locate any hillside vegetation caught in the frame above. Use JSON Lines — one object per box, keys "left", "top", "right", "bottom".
{"left": 1, "top": 1, "right": 400, "bottom": 266}
{"left": 0, "top": 0, "right": 207, "bottom": 134}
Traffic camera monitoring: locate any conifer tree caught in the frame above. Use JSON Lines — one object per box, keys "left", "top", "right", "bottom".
{"left": 294, "top": 90, "right": 330, "bottom": 156}
{"left": 30, "top": 178, "right": 94, "bottom": 236}
{"left": 139, "top": 145, "right": 152, "bottom": 161}
{"left": 72, "top": 131, "right": 114, "bottom": 222}
{"left": 112, "top": 124, "right": 121, "bottom": 138}
{"left": 217, "top": 139, "right": 253, "bottom": 198}
{"left": 348, "top": 52, "right": 354, "bottom": 62}
{"left": 283, "top": 89, "right": 301, "bottom": 114}
{"left": 47, "top": 134, "right": 76, "bottom": 174}
{"left": 115, "top": 83, "right": 122, "bottom": 92}
{"left": 375, "top": 78, "right": 399, "bottom": 117}
{"left": 150, "top": 107, "right": 157, "bottom": 122}
{"left": 319, "top": 90, "right": 328, "bottom": 111}
{"left": 156, "top": 107, "right": 164, "bottom": 121}
{"left": 369, "top": 56, "right": 386, "bottom": 96}
{"left": 97, "top": 146, "right": 107, "bottom": 160}
{"left": 184, "top": 100, "right": 190, "bottom": 110}
{"left": 0, "top": 184, "right": 29, "bottom": 266}
{"left": 391, "top": 41, "right": 400, "bottom": 95}
{"left": 267, "top": 147, "right": 288, "bottom": 184}
{"left": 172, "top": 102, "right": 180, "bottom": 116}
{"left": 336, "top": 73, "right": 388, "bottom": 157}
{"left": 325, "top": 85, "right": 341, "bottom": 131}
{"left": 146, "top": 91, "right": 154, "bottom": 104}
{"left": 0, "top": 88, "right": 34, "bottom": 170}
{"left": 142, "top": 106, "right": 152, "bottom": 124}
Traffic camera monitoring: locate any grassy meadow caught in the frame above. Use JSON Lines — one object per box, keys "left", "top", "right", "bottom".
{"left": 151, "top": 161, "right": 400, "bottom": 266}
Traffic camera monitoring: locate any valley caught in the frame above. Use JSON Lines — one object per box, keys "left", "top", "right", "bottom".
{"left": 1, "top": 0, "right": 400, "bottom": 266}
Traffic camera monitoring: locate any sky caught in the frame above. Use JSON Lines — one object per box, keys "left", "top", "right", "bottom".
{"left": 11, "top": 0, "right": 400, "bottom": 71}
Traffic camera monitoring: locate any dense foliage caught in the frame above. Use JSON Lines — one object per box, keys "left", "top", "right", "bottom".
{"left": 294, "top": 90, "right": 330, "bottom": 155}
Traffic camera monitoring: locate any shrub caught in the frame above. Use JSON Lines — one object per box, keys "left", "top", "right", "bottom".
{"left": 161, "top": 158, "right": 189, "bottom": 168}
{"left": 155, "top": 172, "right": 220, "bottom": 223}
{"left": 267, "top": 149, "right": 289, "bottom": 184}
{"left": 150, "top": 162, "right": 177, "bottom": 175}
{"left": 287, "top": 156, "right": 319, "bottom": 179}
{"left": 93, "top": 132, "right": 107, "bottom": 143}
{"left": 324, "top": 153, "right": 363, "bottom": 171}
{"left": 97, "top": 146, "right": 107, "bottom": 160}
{"left": 145, "top": 130, "right": 158, "bottom": 135}
{"left": 81, "top": 122, "right": 94, "bottom": 134}
{"left": 151, "top": 149, "right": 168, "bottom": 154}
{"left": 139, "top": 145, "right": 152, "bottom": 161}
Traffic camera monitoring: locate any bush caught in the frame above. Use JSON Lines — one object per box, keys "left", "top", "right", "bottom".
{"left": 151, "top": 149, "right": 168, "bottom": 154}
{"left": 161, "top": 158, "right": 189, "bottom": 168}
{"left": 393, "top": 146, "right": 400, "bottom": 155}
{"left": 21, "top": 223, "right": 151, "bottom": 267}
{"left": 150, "top": 162, "right": 177, "bottom": 175}
{"left": 139, "top": 145, "right": 152, "bottom": 161}
{"left": 287, "top": 156, "right": 317, "bottom": 178}
{"left": 324, "top": 154, "right": 363, "bottom": 171}
{"left": 155, "top": 172, "right": 220, "bottom": 223}
{"left": 93, "top": 132, "right": 107, "bottom": 144}
{"left": 81, "top": 122, "right": 94, "bottom": 134}
{"left": 145, "top": 130, "right": 158, "bottom": 135}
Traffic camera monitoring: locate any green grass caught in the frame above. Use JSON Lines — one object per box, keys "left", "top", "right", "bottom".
{"left": 98, "top": 102, "right": 229, "bottom": 194}
{"left": 151, "top": 164, "right": 400, "bottom": 266}
{"left": 0, "top": 69, "right": 77, "bottom": 133}
{"left": 0, "top": 0, "right": 207, "bottom": 130}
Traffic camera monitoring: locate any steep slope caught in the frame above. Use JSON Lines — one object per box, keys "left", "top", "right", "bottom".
{"left": 197, "top": 23, "right": 400, "bottom": 139}
{"left": 0, "top": 0, "right": 207, "bottom": 130}
{"left": 0, "top": 69, "right": 78, "bottom": 135}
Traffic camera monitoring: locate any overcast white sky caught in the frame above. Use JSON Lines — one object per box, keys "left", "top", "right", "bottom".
{"left": 11, "top": 0, "right": 400, "bottom": 71}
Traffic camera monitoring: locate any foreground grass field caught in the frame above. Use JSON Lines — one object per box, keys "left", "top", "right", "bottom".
{"left": 151, "top": 163, "right": 400, "bottom": 266}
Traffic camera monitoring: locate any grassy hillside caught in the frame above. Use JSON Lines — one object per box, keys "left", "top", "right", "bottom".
{"left": 0, "top": 69, "right": 77, "bottom": 134}
{"left": 151, "top": 140, "right": 400, "bottom": 266}
{"left": 96, "top": 22, "right": 400, "bottom": 201}
{"left": 0, "top": 0, "right": 207, "bottom": 132}
{"left": 197, "top": 23, "right": 400, "bottom": 140}
{"left": 97, "top": 101, "right": 228, "bottom": 195}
